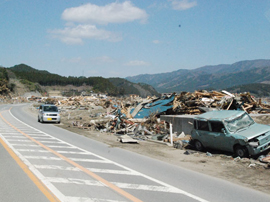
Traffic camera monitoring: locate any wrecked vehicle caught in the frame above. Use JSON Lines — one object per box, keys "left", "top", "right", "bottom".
{"left": 191, "top": 110, "right": 270, "bottom": 157}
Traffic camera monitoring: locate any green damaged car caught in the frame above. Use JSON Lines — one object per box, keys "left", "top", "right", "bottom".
{"left": 191, "top": 110, "right": 270, "bottom": 158}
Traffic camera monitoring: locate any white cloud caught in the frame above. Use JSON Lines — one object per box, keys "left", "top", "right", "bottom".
{"left": 153, "top": 40, "right": 161, "bottom": 44}
{"left": 90, "top": 56, "right": 115, "bottom": 64}
{"left": 124, "top": 60, "right": 150, "bottom": 66}
{"left": 62, "top": 1, "right": 148, "bottom": 25}
{"left": 61, "top": 57, "right": 82, "bottom": 63}
{"left": 169, "top": 0, "right": 197, "bottom": 10}
{"left": 50, "top": 1, "right": 147, "bottom": 45}
{"left": 265, "top": 9, "right": 270, "bottom": 23}
{"left": 49, "top": 24, "right": 122, "bottom": 44}
{"left": 61, "top": 37, "right": 83, "bottom": 45}
{"left": 148, "top": 2, "right": 168, "bottom": 10}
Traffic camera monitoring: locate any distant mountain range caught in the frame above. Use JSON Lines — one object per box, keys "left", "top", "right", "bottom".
{"left": 3, "top": 59, "right": 270, "bottom": 97}
{"left": 126, "top": 59, "right": 270, "bottom": 93}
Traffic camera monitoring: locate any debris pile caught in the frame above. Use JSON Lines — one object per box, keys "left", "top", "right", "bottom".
{"left": 172, "top": 90, "right": 270, "bottom": 115}
{"left": 30, "top": 90, "right": 270, "bottom": 147}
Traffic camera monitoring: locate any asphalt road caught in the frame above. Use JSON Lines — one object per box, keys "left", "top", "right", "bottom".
{"left": 0, "top": 103, "right": 270, "bottom": 202}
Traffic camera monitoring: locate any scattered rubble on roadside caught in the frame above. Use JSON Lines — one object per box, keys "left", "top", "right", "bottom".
{"left": 27, "top": 90, "right": 270, "bottom": 142}
{"left": 14, "top": 90, "right": 270, "bottom": 167}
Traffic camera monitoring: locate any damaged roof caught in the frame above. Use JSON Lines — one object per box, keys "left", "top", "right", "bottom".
{"left": 130, "top": 94, "right": 175, "bottom": 118}
{"left": 194, "top": 110, "right": 246, "bottom": 121}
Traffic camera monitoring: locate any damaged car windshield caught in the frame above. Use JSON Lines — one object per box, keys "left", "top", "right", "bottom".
{"left": 224, "top": 113, "right": 254, "bottom": 133}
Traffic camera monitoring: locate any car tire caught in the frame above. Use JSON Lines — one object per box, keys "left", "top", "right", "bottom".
{"left": 194, "top": 140, "right": 204, "bottom": 151}
{"left": 234, "top": 145, "right": 248, "bottom": 158}
{"left": 38, "top": 117, "right": 40, "bottom": 122}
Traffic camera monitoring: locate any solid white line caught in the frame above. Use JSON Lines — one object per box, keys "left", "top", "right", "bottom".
{"left": 39, "top": 141, "right": 63, "bottom": 143}
{"left": 25, "top": 156, "right": 109, "bottom": 163}
{"left": 17, "top": 149, "right": 50, "bottom": 153}
{"left": 64, "top": 196, "right": 126, "bottom": 202}
{"left": 31, "top": 137, "right": 54, "bottom": 140}
{"left": 4, "top": 136, "right": 29, "bottom": 139}
{"left": 45, "top": 145, "right": 76, "bottom": 148}
{"left": 34, "top": 165, "right": 139, "bottom": 175}
{"left": 7, "top": 140, "right": 33, "bottom": 142}
{"left": 25, "top": 156, "right": 62, "bottom": 161}
{"left": 27, "top": 134, "right": 50, "bottom": 137}
{"left": 56, "top": 151, "right": 89, "bottom": 155}
{"left": 34, "top": 165, "right": 81, "bottom": 171}
{"left": 88, "top": 168, "right": 139, "bottom": 175}
{"left": 69, "top": 158, "right": 110, "bottom": 163}
{"left": 113, "top": 182, "right": 184, "bottom": 193}
{"left": 46, "top": 177, "right": 104, "bottom": 186}
{"left": 1, "top": 133, "right": 21, "bottom": 135}
{"left": 10, "top": 144, "right": 40, "bottom": 147}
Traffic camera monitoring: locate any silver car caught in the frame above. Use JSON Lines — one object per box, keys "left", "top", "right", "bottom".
{"left": 38, "top": 104, "right": 61, "bottom": 124}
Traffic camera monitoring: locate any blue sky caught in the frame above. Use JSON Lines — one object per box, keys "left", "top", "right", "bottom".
{"left": 1, "top": 0, "right": 270, "bottom": 78}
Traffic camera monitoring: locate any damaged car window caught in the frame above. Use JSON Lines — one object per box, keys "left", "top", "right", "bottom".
{"left": 224, "top": 113, "right": 254, "bottom": 133}
{"left": 210, "top": 121, "right": 224, "bottom": 133}
{"left": 197, "top": 120, "right": 209, "bottom": 131}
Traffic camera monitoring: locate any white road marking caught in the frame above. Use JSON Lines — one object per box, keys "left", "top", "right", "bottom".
{"left": 27, "top": 134, "right": 50, "bottom": 137}
{"left": 1, "top": 133, "right": 21, "bottom": 135}
{"left": 0, "top": 134, "right": 67, "bottom": 202}
{"left": 64, "top": 196, "right": 126, "bottom": 202}
{"left": 34, "top": 165, "right": 81, "bottom": 171}
{"left": 32, "top": 137, "right": 55, "bottom": 139}
{"left": 17, "top": 149, "right": 50, "bottom": 153}
{"left": 56, "top": 151, "right": 89, "bottom": 155}
{"left": 69, "top": 158, "right": 110, "bottom": 163}
{"left": 45, "top": 145, "right": 76, "bottom": 148}
{"left": 3, "top": 136, "right": 28, "bottom": 139}
{"left": 46, "top": 177, "right": 104, "bottom": 186}
{"left": 6, "top": 140, "right": 33, "bottom": 142}
{"left": 38, "top": 141, "right": 64, "bottom": 143}
{"left": 25, "top": 156, "right": 62, "bottom": 160}
{"left": 88, "top": 168, "right": 139, "bottom": 175}
{"left": 113, "top": 182, "right": 185, "bottom": 193}
{"left": 34, "top": 165, "right": 139, "bottom": 175}
{"left": 45, "top": 177, "right": 191, "bottom": 194}
{"left": 11, "top": 144, "right": 40, "bottom": 147}
{"left": 25, "top": 156, "right": 110, "bottom": 163}
{"left": 0, "top": 109, "right": 210, "bottom": 202}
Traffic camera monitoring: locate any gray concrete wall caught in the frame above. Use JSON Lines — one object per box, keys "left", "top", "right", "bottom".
{"left": 160, "top": 115, "right": 195, "bottom": 135}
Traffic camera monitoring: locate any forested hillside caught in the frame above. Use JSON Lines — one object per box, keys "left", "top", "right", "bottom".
{"left": 0, "top": 67, "right": 11, "bottom": 95}
{"left": 225, "top": 83, "right": 270, "bottom": 97}
{"left": 108, "top": 78, "right": 160, "bottom": 97}
{"left": 4, "top": 64, "right": 159, "bottom": 97}
{"left": 10, "top": 64, "right": 118, "bottom": 94}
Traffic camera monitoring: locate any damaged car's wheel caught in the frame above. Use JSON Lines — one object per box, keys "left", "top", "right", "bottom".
{"left": 234, "top": 145, "right": 248, "bottom": 158}
{"left": 194, "top": 140, "right": 204, "bottom": 151}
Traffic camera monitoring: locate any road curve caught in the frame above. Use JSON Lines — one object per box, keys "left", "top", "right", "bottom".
{"left": 0, "top": 103, "right": 269, "bottom": 202}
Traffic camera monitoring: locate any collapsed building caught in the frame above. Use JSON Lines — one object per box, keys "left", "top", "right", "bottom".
{"left": 28, "top": 90, "right": 270, "bottom": 146}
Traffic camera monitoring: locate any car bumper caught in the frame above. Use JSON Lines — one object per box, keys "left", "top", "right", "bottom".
{"left": 247, "top": 142, "right": 270, "bottom": 156}
{"left": 42, "top": 116, "right": 61, "bottom": 123}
